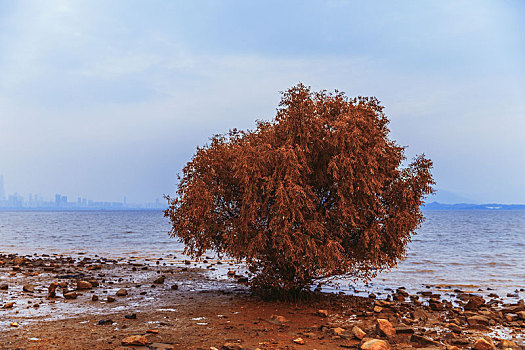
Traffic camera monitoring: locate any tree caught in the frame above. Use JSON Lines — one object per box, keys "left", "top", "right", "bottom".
{"left": 165, "top": 84, "right": 434, "bottom": 297}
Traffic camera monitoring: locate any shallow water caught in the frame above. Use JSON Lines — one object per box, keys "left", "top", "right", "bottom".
{"left": 0, "top": 209, "right": 523, "bottom": 298}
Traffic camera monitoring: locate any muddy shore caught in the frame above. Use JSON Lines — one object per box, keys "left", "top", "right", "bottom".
{"left": 0, "top": 253, "right": 524, "bottom": 350}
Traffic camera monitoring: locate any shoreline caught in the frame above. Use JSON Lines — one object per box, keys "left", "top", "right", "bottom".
{"left": 0, "top": 253, "right": 524, "bottom": 349}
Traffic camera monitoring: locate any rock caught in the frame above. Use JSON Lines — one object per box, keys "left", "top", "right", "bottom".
{"left": 394, "top": 326, "right": 414, "bottom": 335}
{"left": 227, "top": 270, "right": 235, "bottom": 276}
{"left": 121, "top": 335, "right": 150, "bottom": 346}
{"left": 170, "top": 284, "right": 178, "bottom": 290}
{"left": 360, "top": 338, "right": 390, "bottom": 350}
{"left": 63, "top": 291, "right": 78, "bottom": 299}
{"left": 153, "top": 276, "right": 165, "bottom": 284}
{"left": 376, "top": 319, "right": 396, "bottom": 338}
{"left": 374, "top": 306, "right": 383, "bottom": 313}
{"left": 464, "top": 296, "right": 485, "bottom": 310}
{"left": 92, "top": 295, "right": 99, "bottom": 301}
{"left": 23, "top": 284, "right": 35, "bottom": 292}
{"left": 116, "top": 288, "right": 128, "bottom": 296}
{"left": 516, "top": 310, "right": 525, "bottom": 320}
{"left": 500, "top": 339, "right": 519, "bottom": 349}
{"left": 146, "top": 329, "right": 159, "bottom": 334}
{"left": 10, "top": 322, "right": 18, "bottom": 327}
{"left": 125, "top": 313, "right": 137, "bottom": 319}
{"left": 58, "top": 281, "right": 68, "bottom": 288}
{"left": 149, "top": 343, "right": 175, "bottom": 350}
{"left": 472, "top": 338, "right": 494, "bottom": 350}
{"left": 468, "top": 315, "right": 490, "bottom": 326}
{"left": 268, "top": 314, "right": 288, "bottom": 325}
{"left": 98, "top": 319, "right": 113, "bottom": 325}
{"left": 48, "top": 282, "right": 58, "bottom": 298}
{"left": 411, "top": 334, "right": 441, "bottom": 347}
{"left": 76, "top": 280, "right": 92, "bottom": 290}
{"left": 221, "top": 343, "right": 244, "bottom": 350}
{"left": 293, "top": 337, "right": 305, "bottom": 345}
{"left": 446, "top": 323, "right": 462, "bottom": 333}
{"left": 0, "top": 283, "right": 8, "bottom": 290}
{"left": 87, "top": 279, "right": 99, "bottom": 287}
{"left": 317, "top": 309, "right": 328, "bottom": 317}
{"left": 332, "top": 327, "right": 346, "bottom": 336}
{"left": 107, "top": 296, "right": 115, "bottom": 302}
{"left": 352, "top": 326, "right": 366, "bottom": 339}
{"left": 3, "top": 301, "right": 15, "bottom": 309}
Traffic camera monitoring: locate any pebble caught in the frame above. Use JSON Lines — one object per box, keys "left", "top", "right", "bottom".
{"left": 116, "top": 288, "right": 128, "bottom": 296}
{"left": 293, "top": 337, "right": 305, "bottom": 345}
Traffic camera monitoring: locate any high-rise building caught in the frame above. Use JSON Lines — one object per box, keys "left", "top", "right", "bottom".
{"left": 0, "top": 175, "right": 5, "bottom": 201}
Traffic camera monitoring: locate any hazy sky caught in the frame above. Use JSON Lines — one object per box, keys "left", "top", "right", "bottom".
{"left": 0, "top": 0, "right": 523, "bottom": 204}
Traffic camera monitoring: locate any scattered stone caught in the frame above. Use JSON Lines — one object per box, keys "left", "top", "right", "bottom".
{"left": 360, "top": 338, "right": 390, "bottom": 350}
{"left": 125, "top": 313, "right": 137, "bottom": 319}
{"left": 23, "top": 284, "right": 35, "bottom": 292}
{"left": 500, "top": 339, "right": 519, "bottom": 349}
{"left": 98, "top": 319, "right": 113, "bottom": 325}
{"left": 3, "top": 302, "right": 15, "bottom": 309}
{"left": 472, "top": 338, "right": 495, "bottom": 350}
{"left": 58, "top": 281, "right": 68, "bottom": 288}
{"left": 376, "top": 319, "right": 396, "bottom": 338}
{"left": 116, "top": 288, "right": 128, "bottom": 296}
{"left": 293, "top": 337, "right": 305, "bottom": 345}
{"left": 10, "top": 322, "right": 18, "bottom": 327}
{"left": 107, "top": 296, "right": 115, "bottom": 302}
{"left": 352, "top": 326, "right": 366, "bottom": 339}
{"left": 317, "top": 309, "right": 328, "bottom": 317}
{"left": 468, "top": 315, "right": 490, "bottom": 326}
{"left": 170, "top": 284, "right": 178, "bottom": 290}
{"left": 373, "top": 306, "right": 383, "bottom": 313}
{"left": 0, "top": 283, "right": 8, "bottom": 290}
{"left": 516, "top": 310, "right": 525, "bottom": 320}
{"left": 63, "top": 291, "right": 79, "bottom": 299}
{"left": 48, "top": 282, "right": 58, "bottom": 298}
{"left": 153, "top": 276, "right": 165, "bottom": 284}
{"left": 464, "top": 296, "right": 485, "bottom": 310}
{"left": 227, "top": 270, "right": 235, "bottom": 276}
{"left": 76, "top": 280, "right": 93, "bottom": 290}
{"left": 394, "top": 325, "right": 414, "bottom": 334}
{"left": 332, "top": 327, "right": 346, "bottom": 336}
{"left": 411, "top": 334, "right": 441, "bottom": 347}
{"left": 268, "top": 314, "right": 288, "bottom": 325}
{"left": 121, "top": 335, "right": 150, "bottom": 346}
{"left": 221, "top": 343, "right": 243, "bottom": 350}
{"left": 92, "top": 295, "right": 99, "bottom": 301}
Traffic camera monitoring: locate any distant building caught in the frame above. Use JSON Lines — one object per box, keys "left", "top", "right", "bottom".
{"left": 0, "top": 175, "right": 5, "bottom": 201}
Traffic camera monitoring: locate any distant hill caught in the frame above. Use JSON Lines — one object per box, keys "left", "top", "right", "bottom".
{"left": 423, "top": 202, "right": 525, "bottom": 210}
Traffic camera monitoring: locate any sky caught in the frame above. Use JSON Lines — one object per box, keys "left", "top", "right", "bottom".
{"left": 0, "top": 0, "right": 523, "bottom": 204}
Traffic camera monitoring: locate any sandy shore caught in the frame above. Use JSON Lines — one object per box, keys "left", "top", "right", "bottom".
{"left": 0, "top": 253, "right": 524, "bottom": 350}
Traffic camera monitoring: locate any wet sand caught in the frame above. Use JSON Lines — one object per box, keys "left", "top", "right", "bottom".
{"left": 0, "top": 253, "right": 524, "bottom": 350}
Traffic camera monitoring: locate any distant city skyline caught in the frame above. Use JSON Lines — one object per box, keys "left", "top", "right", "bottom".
{"left": 0, "top": 173, "right": 164, "bottom": 209}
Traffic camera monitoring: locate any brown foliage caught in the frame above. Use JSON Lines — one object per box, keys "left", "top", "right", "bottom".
{"left": 165, "top": 84, "right": 434, "bottom": 296}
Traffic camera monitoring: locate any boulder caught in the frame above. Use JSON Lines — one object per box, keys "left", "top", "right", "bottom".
{"left": 376, "top": 319, "right": 396, "bottom": 338}
{"left": 352, "top": 326, "right": 367, "bottom": 339}
{"left": 464, "top": 296, "right": 485, "bottom": 310}
{"left": 467, "top": 315, "right": 490, "bottom": 326}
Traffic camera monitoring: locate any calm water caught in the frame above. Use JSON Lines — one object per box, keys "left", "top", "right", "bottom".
{"left": 0, "top": 210, "right": 523, "bottom": 297}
